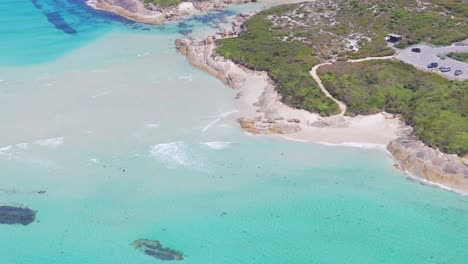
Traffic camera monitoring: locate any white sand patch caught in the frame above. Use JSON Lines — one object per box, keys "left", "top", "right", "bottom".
{"left": 201, "top": 142, "right": 232, "bottom": 150}
{"left": 35, "top": 137, "right": 64, "bottom": 148}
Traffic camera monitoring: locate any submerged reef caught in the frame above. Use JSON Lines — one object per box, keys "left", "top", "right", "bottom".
{"left": 0, "top": 205, "right": 36, "bottom": 226}
{"left": 133, "top": 239, "right": 183, "bottom": 261}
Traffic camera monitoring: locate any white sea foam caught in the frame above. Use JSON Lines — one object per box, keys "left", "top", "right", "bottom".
{"left": 145, "top": 123, "right": 160, "bottom": 128}
{"left": 178, "top": 75, "right": 193, "bottom": 81}
{"left": 150, "top": 141, "right": 200, "bottom": 169}
{"left": 137, "top": 52, "right": 151, "bottom": 57}
{"left": 15, "top": 143, "right": 29, "bottom": 149}
{"left": 35, "top": 137, "right": 64, "bottom": 148}
{"left": 91, "top": 92, "right": 109, "bottom": 99}
{"left": 89, "top": 158, "right": 99, "bottom": 164}
{"left": 0, "top": 146, "right": 13, "bottom": 160}
{"left": 202, "top": 117, "right": 222, "bottom": 132}
{"left": 203, "top": 110, "right": 238, "bottom": 132}
{"left": 201, "top": 142, "right": 232, "bottom": 150}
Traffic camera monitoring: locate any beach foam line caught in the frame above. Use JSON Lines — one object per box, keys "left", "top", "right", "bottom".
{"left": 280, "top": 136, "right": 309, "bottom": 143}
{"left": 34, "top": 137, "right": 64, "bottom": 148}
{"left": 403, "top": 170, "right": 467, "bottom": 196}
{"left": 315, "top": 141, "right": 387, "bottom": 150}
{"left": 200, "top": 141, "right": 232, "bottom": 150}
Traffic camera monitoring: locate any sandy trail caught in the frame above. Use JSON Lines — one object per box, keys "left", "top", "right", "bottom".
{"left": 310, "top": 56, "right": 396, "bottom": 116}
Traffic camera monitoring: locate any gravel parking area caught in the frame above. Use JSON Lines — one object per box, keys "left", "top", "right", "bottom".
{"left": 396, "top": 44, "right": 468, "bottom": 81}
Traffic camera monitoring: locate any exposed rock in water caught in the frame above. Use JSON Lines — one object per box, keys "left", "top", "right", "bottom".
{"left": 133, "top": 239, "right": 183, "bottom": 261}
{"left": 178, "top": 29, "right": 193, "bottom": 36}
{"left": 388, "top": 136, "right": 468, "bottom": 194}
{"left": 0, "top": 206, "right": 36, "bottom": 226}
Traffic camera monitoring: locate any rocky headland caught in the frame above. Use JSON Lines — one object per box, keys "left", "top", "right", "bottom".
{"left": 86, "top": 0, "right": 253, "bottom": 24}
{"left": 388, "top": 135, "right": 468, "bottom": 194}
{"left": 175, "top": 12, "right": 468, "bottom": 194}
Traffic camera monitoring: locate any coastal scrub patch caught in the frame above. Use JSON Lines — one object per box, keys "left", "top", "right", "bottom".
{"left": 220, "top": 0, "right": 468, "bottom": 61}
{"left": 144, "top": 0, "right": 184, "bottom": 8}
{"left": 318, "top": 60, "right": 468, "bottom": 155}
{"left": 216, "top": 5, "right": 340, "bottom": 116}
{"left": 447, "top": 52, "right": 468, "bottom": 63}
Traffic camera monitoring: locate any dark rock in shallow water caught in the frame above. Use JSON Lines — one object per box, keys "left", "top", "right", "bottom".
{"left": 133, "top": 239, "right": 183, "bottom": 261}
{"left": 178, "top": 30, "right": 192, "bottom": 36}
{"left": 0, "top": 206, "right": 36, "bottom": 225}
{"left": 178, "top": 22, "right": 189, "bottom": 28}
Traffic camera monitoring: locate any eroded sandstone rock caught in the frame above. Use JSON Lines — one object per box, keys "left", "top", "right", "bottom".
{"left": 388, "top": 136, "right": 468, "bottom": 194}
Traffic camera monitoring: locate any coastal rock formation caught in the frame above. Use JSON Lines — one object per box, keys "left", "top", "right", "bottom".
{"left": 87, "top": 0, "right": 253, "bottom": 24}
{"left": 175, "top": 14, "right": 303, "bottom": 136}
{"left": 133, "top": 239, "right": 183, "bottom": 261}
{"left": 0, "top": 205, "right": 36, "bottom": 226}
{"left": 388, "top": 136, "right": 468, "bottom": 194}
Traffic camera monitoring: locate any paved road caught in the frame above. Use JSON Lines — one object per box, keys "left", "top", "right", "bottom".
{"left": 396, "top": 44, "right": 468, "bottom": 81}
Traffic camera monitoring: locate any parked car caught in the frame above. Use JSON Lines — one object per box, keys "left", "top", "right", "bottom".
{"left": 427, "top": 62, "right": 438, "bottom": 68}
{"left": 439, "top": 66, "right": 451, "bottom": 73}
{"left": 454, "top": 70, "right": 463, "bottom": 76}
{"left": 411, "top": 48, "right": 421, "bottom": 53}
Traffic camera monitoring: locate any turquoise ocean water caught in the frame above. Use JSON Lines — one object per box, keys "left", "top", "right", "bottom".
{"left": 1, "top": 1, "right": 467, "bottom": 263}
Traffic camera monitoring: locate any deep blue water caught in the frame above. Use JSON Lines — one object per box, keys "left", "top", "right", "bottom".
{"left": 0, "top": 0, "right": 134, "bottom": 65}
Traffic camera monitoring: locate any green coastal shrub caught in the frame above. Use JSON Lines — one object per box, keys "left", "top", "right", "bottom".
{"left": 318, "top": 60, "right": 468, "bottom": 155}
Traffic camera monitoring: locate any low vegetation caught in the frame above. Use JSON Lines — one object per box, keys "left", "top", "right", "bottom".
{"left": 144, "top": 0, "right": 184, "bottom": 8}
{"left": 447, "top": 52, "right": 468, "bottom": 63}
{"left": 318, "top": 60, "right": 468, "bottom": 155}
{"left": 216, "top": 5, "right": 340, "bottom": 116}
{"left": 215, "top": 0, "right": 468, "bottom": 154}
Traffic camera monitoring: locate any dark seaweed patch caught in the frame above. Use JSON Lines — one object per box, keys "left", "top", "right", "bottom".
{"left": 189, "top": 10, "right": 235, "bottom": 24}
{"left": 133, "top": 239, "right": 183, "bottom": 261}
{"left": 31, "top": 0, "right": 42, "bottom": 9}
{"left": 0, "top": 206, "right": 36, "bottom": 226}
{"left": 44, "top": 11, "right": 77, "bottom": 34}
{"left": 178, "top": 29, "right": 192, "bottom": 36}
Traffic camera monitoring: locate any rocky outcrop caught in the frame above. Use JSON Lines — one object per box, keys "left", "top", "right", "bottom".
{"left": 388, "top": 136, "right": 468, "bottom": 194}
{"left": 87, "top": 0, "right": 253, "bottom": 24}
{"left": 133, "top": 239, "right": 183, "bottom": 261}
{"left": 175, "top": 38, "right": 233, "bottom": 84}
{"left": 0, "top": 206, "right": 36, "bottom": 226}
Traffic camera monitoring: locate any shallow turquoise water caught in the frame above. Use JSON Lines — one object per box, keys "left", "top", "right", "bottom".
{"left": 0, "top": 1, "right": 467, "bottom": 263}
